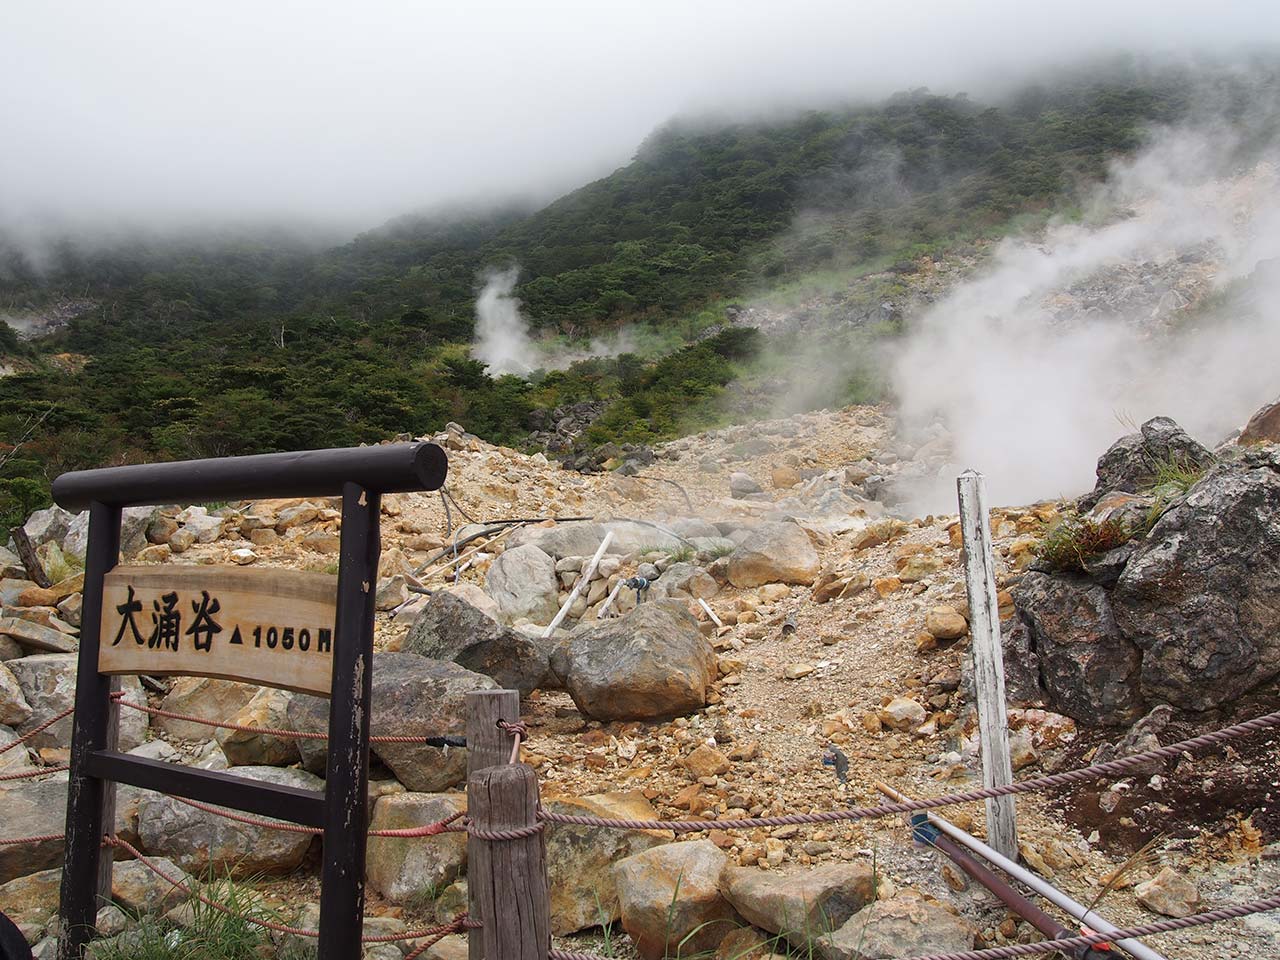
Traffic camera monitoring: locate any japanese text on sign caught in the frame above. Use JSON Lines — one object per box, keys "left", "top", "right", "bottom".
{"left": 99, "top": 565, "right": 339, "bottom": 696}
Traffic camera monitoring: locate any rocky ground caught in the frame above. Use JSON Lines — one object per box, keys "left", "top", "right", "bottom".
{"left": 3, "top": 401, "right": 1280, "bottom": 959}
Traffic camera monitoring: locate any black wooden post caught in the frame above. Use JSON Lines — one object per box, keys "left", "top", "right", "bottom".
{"left": 316, "top": 482, "right": 380, "bottom": 959}
{"left": 57, "top": 502, "right": 122, "bottom": 960}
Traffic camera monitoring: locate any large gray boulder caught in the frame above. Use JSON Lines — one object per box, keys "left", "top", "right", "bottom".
{"left": 485, "top": 544, "right": 559, "bottom": 624}
{"left": 550, "top": 603, "right": 713, "bottom": 721}
{"left": 614, "top": 840, "right": 739, "bottom": 960}
{"left": 20, "top": 507, "right": 74, "bottom": 549}
{"left": 8, "top": 655, "right": 146, "bottom": 750}
{"left": 1112, "top": 447, "right": 1280, "bottom": 710}
{"left": 287, "top": 652, "right": 497, "bottom": 791}
{"left": 544, "top": 792, "right": 671, "bottom": 935}
{"left": 0, "top": 775, "right": 143, "bottom": 883}
{"left": 1011, "top": 572, "right": 1145, "bottom": 725}
{"left": 720, "top": 862, "right": 876, "bottom": 947}
{"left": 403, "top": 591, "right": 549, "bottom": 696}
{"left": 726, "top": 521, "right": 820, "bottom": 588}
{"left": 506, "top": 523, "right": 607, "bottom": 560}
{"left": 0, "top": 661, "right": 32, "bottom": 727}
{"left": 1078, "top": 416, "right": 1213, "bottom": 510}
{"left": 365, "top": 792, "right": 468, "bottom": 904}
{"left": 138, "top": 765, "right": 323, "bottom": 878}
{"left": 819, "top": 896, "right": 977, "bottom": 960}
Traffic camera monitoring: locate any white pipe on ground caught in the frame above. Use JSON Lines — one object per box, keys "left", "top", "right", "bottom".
{"left": 543, "top": 531, "right": 614, "bottom": 638}
{"left": 874, "top": 782, "right": 1168, "bottom": 960}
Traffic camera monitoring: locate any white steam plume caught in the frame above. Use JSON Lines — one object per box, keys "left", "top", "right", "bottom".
{"left": 472, "top": 266, "right": 536, "bottom": 376}
{"left": 891, "top": 125, "right": 1280, "bottom": 512}
{"left": 470, "top": 264, "right": 640, "bottom": 377}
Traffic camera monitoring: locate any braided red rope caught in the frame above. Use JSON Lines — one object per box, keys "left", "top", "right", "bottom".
{"left": 549, "top": 894, "right": 1280, "bottom": 960}
{"left": 498, "top": 718, "right": 527, "bottom": 763}
{"left": 541, "top": 707, "right": 1280, "bottom": 831}
{"left": 0, "top": 832, "right": 64, "bottom": 846}
{"left": 0, "top": 764, "right": 68, "bottom": 781}
{"left": 101, "top": 835, "right": 477, "bottom": 942}
{"left": 0, "top": 705, "right": 76, "bottom": 754}
{"left": 170, "top": 795, "right": 466, "bottom": 839}
{"left": 111, "top": 695, "right": 463, "bottom": 745}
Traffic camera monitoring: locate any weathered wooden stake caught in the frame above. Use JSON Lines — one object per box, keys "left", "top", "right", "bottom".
{"left": 9, "top": 524, "right": 52, "bottom": 588}
{"left": 467, "top": 764, "right": 550, "bottom": 960}
{"left": 956, "top": 470, "right": 1018, "bottom": 861}
{"left": 466, "top": 689, "right": 523, "bottom": 960}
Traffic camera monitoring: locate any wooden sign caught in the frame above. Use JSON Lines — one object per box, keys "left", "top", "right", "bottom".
{"left": 100, "top": 564, "right": 338, "bottom": 696}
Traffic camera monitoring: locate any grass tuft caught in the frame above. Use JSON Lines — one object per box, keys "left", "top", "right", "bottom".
{"left": 1034, "top": 515, "right": 1134, "bottom": 573}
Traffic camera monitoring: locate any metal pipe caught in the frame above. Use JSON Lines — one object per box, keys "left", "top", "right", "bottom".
{"left": 53, "top": 442, "right": 447, "bottom": 511}
{"left": 875, "top": 782, "right": 1169, "bottom": 960}
{"left": 929, "top": 831, "right": 1107, "bottom": 960}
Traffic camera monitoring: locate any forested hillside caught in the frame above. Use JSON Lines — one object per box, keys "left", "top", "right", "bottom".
{"left": 2, "top": 63, "right": 1271, "bottom": 525}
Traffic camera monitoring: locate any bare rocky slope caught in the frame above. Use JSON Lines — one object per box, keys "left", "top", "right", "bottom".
{"left": 3, "top": 400, "right": 1280, "bottom": 958}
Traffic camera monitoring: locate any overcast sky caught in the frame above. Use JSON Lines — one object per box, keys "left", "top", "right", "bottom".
{"left": 2, "top": 1, "right": 1277, "bottom": 238}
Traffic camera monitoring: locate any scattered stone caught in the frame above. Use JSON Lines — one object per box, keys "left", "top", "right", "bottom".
{"left": 614, "top": 840, "right": 739, "bottom": 960}
{"left": 485, "top": 544, "right": 559, "bottom": 624}
{"left": 9, "top": 655, "right": 145, "bottom": 750}
{"left": 872, "top": 577, "right": 902, "bottom": 598}
{"left": 375, "top": 575, "right": 409, "bottom": 611}
{"left": 924, "top": 606, "right": 967, "bottom": 641}
{"left": 730, "top": 472, "right": 764, "bottom": 498}
{"left": 288, "top": 653, "right": 496, "bottom": 791}
{"left": 720, "top": 863, "right": 876, "bottom": 948}
{"left": 784, "top": 662, "right": 815, "bottom": 680}
{"left": 1239, "top": 397, "right": 1280, "bottom": 445}
{"left": 0, "top": 661, "right": 32, "bottom": 727}
{"left": 403, "top": 591, "right": 549, "bottom": 696}
{"left": 683, "top": 744, "right": 731, "bottom": 779}
{"left": 301, "top": 529, "right": 340, "bottom": 554}
{"left": 0, "top": 617, "right": 75, "bottom": 654}
{"left": 138, "top": 765, "right": 324, "bottom": 878}
{"left": 544, "top": 791, "right": 672, "bottom": 935}
{"left": 878, "top": 697, "right": 926, "bottom": 732}
{"left": 228, "top": 547, "right": 257, "bottom": 565}
{"left": 365, "top": 793, "right": 468, "bottom": 903}
{"left": 1135, "top": 866, "right": 1200, "bottom": 918}
{"left": 215, "top": 687, "right": 300, "bottom": 766}
{"left": 551, "top": 603, "right": 713, "bottom": 721}
{"left": 152, "top": 677, "right": 257, "bottom": 742}
{"left": 771, "top": 466, "right": 802, "bottom": 490}
{"left": 820, "top": 896, "right": 977, "bottom": 960}
{"left": 727, "top": 523, "right": 820, "bottom": 588}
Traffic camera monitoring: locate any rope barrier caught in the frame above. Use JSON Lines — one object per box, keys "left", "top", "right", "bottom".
{"left": 539, "top": 707, "right": 1280, "bottom": 832}
{"left": 101, "top": 835, "right": 479, "bottom": 942}
{"left": 169, "top": 795, "right": 467, "bottom": 838}
{"left": 498, "top": 718, "right": 527, "bottom": 764}
{"left": 904, "top": 893, "right": 1280, "bottom": 960}
{"left": 0, "top": 705, "right": 76, "bottom": 754}
{"left": 0, "top": 833, "right": 63, "bottom": 846}
{"left": 547, "top": 895, "right": 1280, "bottom": 960}
{"left": 0, "top": 764, "right": 68, "bottom": 781}
{"left": 110, "top": 695, "right": 464, "bottom": 747}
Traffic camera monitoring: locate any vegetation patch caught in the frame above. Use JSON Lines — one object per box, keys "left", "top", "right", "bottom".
{"left": 1034, "top": 514, "right": 1135, "bottom": 573}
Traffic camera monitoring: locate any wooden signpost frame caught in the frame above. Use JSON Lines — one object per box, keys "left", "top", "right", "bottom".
{"left": 49, "top": 443, "right": 448, "bottom": 960}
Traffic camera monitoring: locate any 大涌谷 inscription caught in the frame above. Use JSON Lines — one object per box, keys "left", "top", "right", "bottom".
{"left": 99, "top": 564, "right": 338, "bottom": 695}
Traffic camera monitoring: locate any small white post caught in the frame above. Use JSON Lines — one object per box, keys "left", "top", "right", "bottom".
{"left": 543, "top": 531, "right": 614, "bottom": 638}
{"left": 956, "top": 469, "right": 1018, "bottom": 861}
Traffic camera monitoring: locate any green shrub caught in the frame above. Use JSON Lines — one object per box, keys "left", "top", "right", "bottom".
{"left": 1034, "top": 515, "right": 1134, "bottom": 573}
